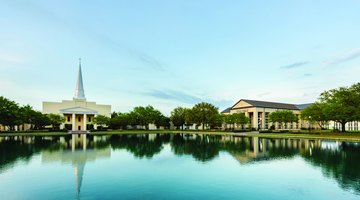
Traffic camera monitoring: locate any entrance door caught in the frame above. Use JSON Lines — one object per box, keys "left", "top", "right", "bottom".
{"left": 78, "top": 126, "right": 81, "bottom": 130}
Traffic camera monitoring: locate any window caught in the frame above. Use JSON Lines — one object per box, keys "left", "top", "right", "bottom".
{"left": 88, "top": 117, "right": 91, "bottom": 122}
{"left": 78, "top": 117, "right": 81, "bottom": 122}
{"left": 67, "top": 116, "right": 70, "bottom": 122}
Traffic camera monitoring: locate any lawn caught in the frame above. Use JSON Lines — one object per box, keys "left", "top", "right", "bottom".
{"left": 1, "top": 130, "right": 360, "bottom": 142}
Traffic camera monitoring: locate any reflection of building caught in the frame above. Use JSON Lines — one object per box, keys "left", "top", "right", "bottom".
{"left": 42, "top": 135, "right": 111, "bottom": 198}
{"left": 42, "top": 59, "right": 111, "bottom": 131}
{"left": 221, "top": 99, "right": 312, "bottom": 130}
{"left": 224, "top": 136, "right": 322, "bottom": 164}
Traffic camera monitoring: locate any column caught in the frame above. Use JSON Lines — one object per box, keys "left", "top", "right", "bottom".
{"left": 262, "top": 138, "right": 267, "bottom": 152}
{"left": 72, "top": 113, "right": 76, "bottom": 131}
{"left": 72, "top": 134, "right": 75, "bottom": 151}
{"left": 253, "top": 112, "right": 258, "bottom": 130}
{"left": 253, "top": 137, "right": 259, "bottom": 156}
{"left": 94, "top": 114, "right": 97, "bottom": 130}
{"left": 83, "top": 134, "right": 87, "bottom": 150}
{"left": 83, "top": 114, "right": 87, "bottom": 131}
{"left": 262, "top": 112, "right": 266, "bottom": 129}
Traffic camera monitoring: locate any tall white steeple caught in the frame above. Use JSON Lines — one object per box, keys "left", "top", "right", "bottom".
{"left": 74, "top": 58, "right": 86, "bottom": 100}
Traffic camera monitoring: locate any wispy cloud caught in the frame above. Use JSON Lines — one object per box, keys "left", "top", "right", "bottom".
{"left": 141, "top": 89, "right": 232, "bottom": 108}
{"left": 325, "top": 48, "right": 360, "bottom": 65}
{"left": 281, "top": 61, "right": 309, "bottom": 69}
{"left": 6, "top": 1, "right": 168, "bottom": 71}
{"left": 141, "top": 89, "right": 202, "bottom": 104}
{"left": 257, "top": 92, "right": 271, "bottom": 98}
{"left": 0, "top": 52, "right": 24, "bottom": 63}
{"left": 304, "top": 73, "right": 313, "bottom": 77}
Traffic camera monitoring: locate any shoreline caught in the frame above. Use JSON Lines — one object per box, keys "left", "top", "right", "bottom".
{"left": 1, "top": 130, "right": 360, "bottom": 142}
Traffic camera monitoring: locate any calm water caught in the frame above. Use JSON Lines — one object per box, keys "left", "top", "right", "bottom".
{"left": 0, "top": 134, "right": 360, "bottom": 200}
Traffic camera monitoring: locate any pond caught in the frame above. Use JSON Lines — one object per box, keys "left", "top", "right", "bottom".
{"left": 0, "top": 133, "right": 359, "bottom": 200}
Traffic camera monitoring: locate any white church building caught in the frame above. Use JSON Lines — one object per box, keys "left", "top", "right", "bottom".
{"left": 42, "top": 59, "right": 111, "bottom": 131}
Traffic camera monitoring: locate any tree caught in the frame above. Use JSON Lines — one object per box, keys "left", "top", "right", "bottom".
{"left": 19, "top": 105, "right": 37, "bottom": 130}
{"left": 223, "top": 114, "right": 235, "bottom": 130}
{"left": 32, "top": 111, "right": 51, "bottom": 130}
{"left": 47, "top": 114, "right": 65, "bottom": 130}
{"left": 232, "top": 112, "right": 250, "bottom": 129}
{"left": 110, "top": 113, "right": 130, "bottom": 130}
{"left": 155, "top": 115, "right": 170, "bottom": 129}
{"left": 94, "top": 115, "right": 111, "bottom": 128}
{"left": 130, "top": 105, "right": 163, "bottom": 129}
{"left": 170, "top": 107, "right": 187, "bottom": 129}
{"left": 319, "top": 83, "right": 360, "bottom": 132}
{"left": 269, "top": 110, "right": 297, "bottom": 130}
{"left": 192, "top": 102, "right": 219, "bottom": 130}
{"left": 0, "top": 96, "right": 20, "bottom": 130}
{"left": 301, "top": 102, "right": 329, "bottom": 130}
{"left": 184, "top": 108, "right": 195, "bottom": 129}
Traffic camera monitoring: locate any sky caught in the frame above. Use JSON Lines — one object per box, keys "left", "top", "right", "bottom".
{"left": 0, "top": 0, "right": 360, "bottom": 115}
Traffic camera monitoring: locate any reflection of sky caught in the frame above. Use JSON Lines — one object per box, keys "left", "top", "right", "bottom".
{"left": 1, "top": 144, "right": 359, "bottom": 199}
{"left": 321, "top": 141, "right": 341, "bottom": 151}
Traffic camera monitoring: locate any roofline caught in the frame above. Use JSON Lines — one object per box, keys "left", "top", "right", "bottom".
{"left": 231, "top": 106, "right": 300, "bottom": 111}
{"left": 230, "top": 99, "right": 301, "bottom": 110}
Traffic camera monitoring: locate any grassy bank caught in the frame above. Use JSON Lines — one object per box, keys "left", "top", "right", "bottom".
{"left": 1, "top": 130, "right": 360, "bottom": 142}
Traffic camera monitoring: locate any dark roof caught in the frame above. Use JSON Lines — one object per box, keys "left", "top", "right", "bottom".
{"left": 221, "top": 107, "right": 231, "bottom": 114}
{"left": 296, "top": 103, "right": 313, "bottom": 110}
{"left": 232, "top": 99, "right": 300, "bottom": 110}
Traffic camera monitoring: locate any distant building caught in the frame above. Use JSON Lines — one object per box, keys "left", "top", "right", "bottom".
{"left": 43, "top": 59, "right": 111, "bottom": 131}
{"left": 221, "top": 99, "right": 313, "bottom": 130}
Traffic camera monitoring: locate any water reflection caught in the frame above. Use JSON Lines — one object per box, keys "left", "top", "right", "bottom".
{"left": 1, "top": 133, "right": 360, "bottom": 196}
{"left": 41, "top": 135, "right": 111, "bottom": 199}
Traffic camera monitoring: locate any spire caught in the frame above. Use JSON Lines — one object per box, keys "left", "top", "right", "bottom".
{"left": 74, "top": 58, "right": 86, "bottom": 100}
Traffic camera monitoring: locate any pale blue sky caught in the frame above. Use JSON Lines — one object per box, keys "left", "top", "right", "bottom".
{"left": 1, "top": 0, "right": 360, "bottom": 114}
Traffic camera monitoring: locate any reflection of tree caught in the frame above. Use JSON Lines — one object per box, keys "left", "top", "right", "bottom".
{"left": 2, "top": 134, "right": 360, "bottom": 196}
{"left": 109, "top": 134, "right": 170, "bottom": 158}
{"left": 0, "top": 137, "right": 54, "bottom": 173}
{"left": 301, "top": 143, "right": 360, "bottom": 194}
{"left": 171, "top": 134, "right": 220, "bottom": 162}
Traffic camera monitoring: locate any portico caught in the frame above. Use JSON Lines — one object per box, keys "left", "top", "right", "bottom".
{"left": 61, "top": 107, "right": 98, "bottom": 131}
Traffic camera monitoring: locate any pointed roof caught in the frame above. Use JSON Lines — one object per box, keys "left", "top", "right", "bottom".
{"left": 231, "top": 99, "right": 300, "bottom": 110}
{"left": 74, "top": 58, "right": 86, "bottom": 100}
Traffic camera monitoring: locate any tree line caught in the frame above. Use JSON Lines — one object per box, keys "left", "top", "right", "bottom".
{"left": 0, "top": 96, "right": 65, "bottom": 131}
{"left": 301, "top": 82, "right": 360, "bottom": 132}
{"left": 2, "top": 82, "right": 360, "bottom": 132}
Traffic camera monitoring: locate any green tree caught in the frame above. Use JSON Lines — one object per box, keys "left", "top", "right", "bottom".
{"left": 19, "top": 105, "right": 37, "bottom": 130}
{"left": 319, "top": 83, "right": 360, "bottom": 132}
{"left": 47, "top": 114, "right": 65, "bottom": 130}
{"left": 232, "top": 112, "right": 250, "bottom": 129}
{"left": 0, "top": 96, "right": 20, "bottom": 130}
{"left": 269, "top": 110, "right": 297, "bottom": 130}
{"left": 192, "top": 102, "right": 219, "bottom": 130}
{"left": 184, "top": 108, "right": 195, "bottom": 129}
{"left": 170, "top": 107, "right": 187, "bottom": 129}
{"left": 94, "top": 115, "right": 111, "bottom": 128}
{"left": 130, "top": 105, "right": 163, "bottom": 129}
{"left": 110, "top": 113, "right": 130, "bottom": 130}
{"left": 32, "top": 111, "right": 51, "bottom": 130}
{"left": 155, "top": 115, "right": 170, "bottom": 129}
{"left": 301, "top": 102, "right": 329, "bottom": 130}
{"left": 223, "top": 114, "right": 235, "bottom": 130}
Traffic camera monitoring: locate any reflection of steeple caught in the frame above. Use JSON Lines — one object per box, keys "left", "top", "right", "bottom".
{"left": 41, "top": 135, "right": 111, "bottom": 199}
{"left": 74, "top": 58, "right": 86, "bottom": 100}
{"left": 73, "top": 163, "right": 85, "bottom": 199}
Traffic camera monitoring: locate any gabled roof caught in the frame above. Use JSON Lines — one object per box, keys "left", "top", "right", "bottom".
{"left": 232, "top": 99, "right": 300, "bottom": 110}
{"left": 60, "top": 106, "right": 98, "bottom": 114}
{"left": 221, "top": 107, "right": 231, "bottom": 114}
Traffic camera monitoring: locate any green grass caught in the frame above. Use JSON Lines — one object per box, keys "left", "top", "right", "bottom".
{"left": 1, "top": 130, "right": 360, "bottom": 142}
